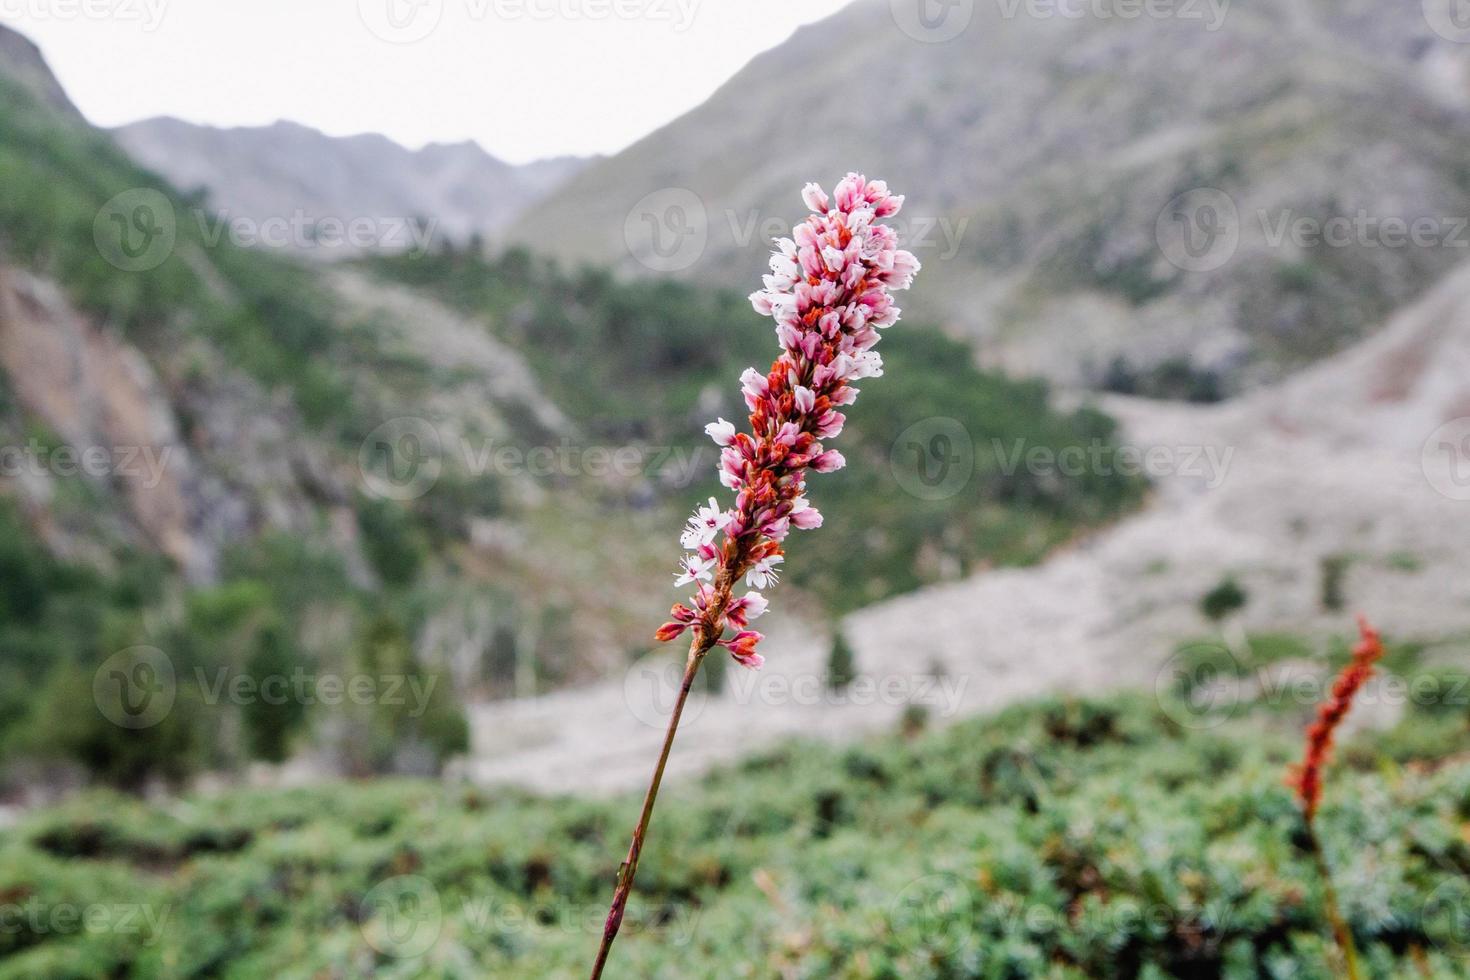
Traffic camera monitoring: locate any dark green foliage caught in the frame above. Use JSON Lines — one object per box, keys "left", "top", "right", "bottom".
{"left": 1320, "top": 554, "right": 1351, "bottom": 612}
{"left": 1200, "top": 577, "right": 1248, "bottom": 622}
{"left": 827, "top": 632, "right": 857, "bottom": 692}
{"left": 0, "top": 688, "right": 1464, "bottom": 977}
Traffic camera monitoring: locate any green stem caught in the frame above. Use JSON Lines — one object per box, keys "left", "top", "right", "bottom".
{"left": 1307, "top": 823, "right": 1361, "bottom": 980}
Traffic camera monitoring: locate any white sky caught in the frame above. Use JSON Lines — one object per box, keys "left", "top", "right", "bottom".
{"left": 4, "top": 0, "right": 853, "bottom": 164}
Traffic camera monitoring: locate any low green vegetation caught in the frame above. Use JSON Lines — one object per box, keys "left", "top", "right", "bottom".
{"left": 1, "top": 667, "right": 1465, "bottom": 978}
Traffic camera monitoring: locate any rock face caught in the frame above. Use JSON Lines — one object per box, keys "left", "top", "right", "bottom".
{"left": 112, "top": 117, "right": 592, "bottom": 252}
{"left": 509, "top": 0, "right": 1470, "bottom": 392}
{"left": 0, "top": 26, "right": 81, "bottom": 119}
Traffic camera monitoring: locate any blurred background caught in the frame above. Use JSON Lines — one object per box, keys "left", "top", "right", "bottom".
{"left": 1, "top": 1, "right": 1469, "bottom": 976}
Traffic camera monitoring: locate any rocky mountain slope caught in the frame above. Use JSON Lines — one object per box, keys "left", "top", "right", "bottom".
{"left": 113, "top": 117, "right": 591, "bottom": 251}
{"left": 510, "top": 0, "right": 1470, "bottom": 393}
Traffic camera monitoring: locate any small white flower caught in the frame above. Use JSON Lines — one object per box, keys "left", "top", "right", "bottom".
{"left": 675, "top": 554, "right": 715, "bottom": 587}
{"left": 705, "top": 418, "right": 737, "bottom": 447}
{"left": 680, "top": 497, "right": 732, "bottom": 549}
{"left": 745, "top": 555, "right": 784, "bottom": 589}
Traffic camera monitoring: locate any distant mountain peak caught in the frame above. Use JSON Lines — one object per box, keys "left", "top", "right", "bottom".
{"left": 111, "top": 116, "right": 591, "bottom": 251}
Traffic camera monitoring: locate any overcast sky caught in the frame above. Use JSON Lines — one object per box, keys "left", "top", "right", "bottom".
{"left": 6, "top": 0, "right": 852, "bottom": 163}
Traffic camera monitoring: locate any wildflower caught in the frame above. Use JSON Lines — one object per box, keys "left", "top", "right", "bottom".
{"left": 600, "top": 177, "right": 918, "bottom": 980}
{"left": 661, "top": 172, "right": 919, "bottom": 670}
{"left": 1288, "top": 616, "right": 1386, "bottom": 823}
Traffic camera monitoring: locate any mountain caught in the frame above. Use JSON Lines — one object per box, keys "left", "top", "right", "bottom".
{"left": 0, "top": 24, "right": 79, "bottom": 119}
{"left": 509, "top": 0, "right": 1470, "bottom": 393}
{"left": 0, "top": 23, "right": 1142, "bottom": 790}
{"left": 112, "top": 117, "right": 593, "bottom": 252}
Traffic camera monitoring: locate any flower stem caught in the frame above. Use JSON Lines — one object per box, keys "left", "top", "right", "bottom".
{"left": 589, "top": 633, "right": 712, "bottom": 980}
{"left": 1306, "top": 824, "right": 1361, "bottom": 980}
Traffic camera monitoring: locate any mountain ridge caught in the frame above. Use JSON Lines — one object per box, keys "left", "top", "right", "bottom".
{"left": 112, "top": 115, "right": 595, "bottom": 251}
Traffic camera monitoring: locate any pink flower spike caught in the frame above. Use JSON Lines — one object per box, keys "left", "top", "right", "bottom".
{"left": 614, "top": 177, "right": 920, "bottom": 977}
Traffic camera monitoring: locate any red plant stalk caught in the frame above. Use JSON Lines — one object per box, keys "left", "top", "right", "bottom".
{"left": 588, "top": 175, "right": 919, "bottom": 979}
{"left": 1287, "top": 615, "right": 1385, "bottom": 980}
